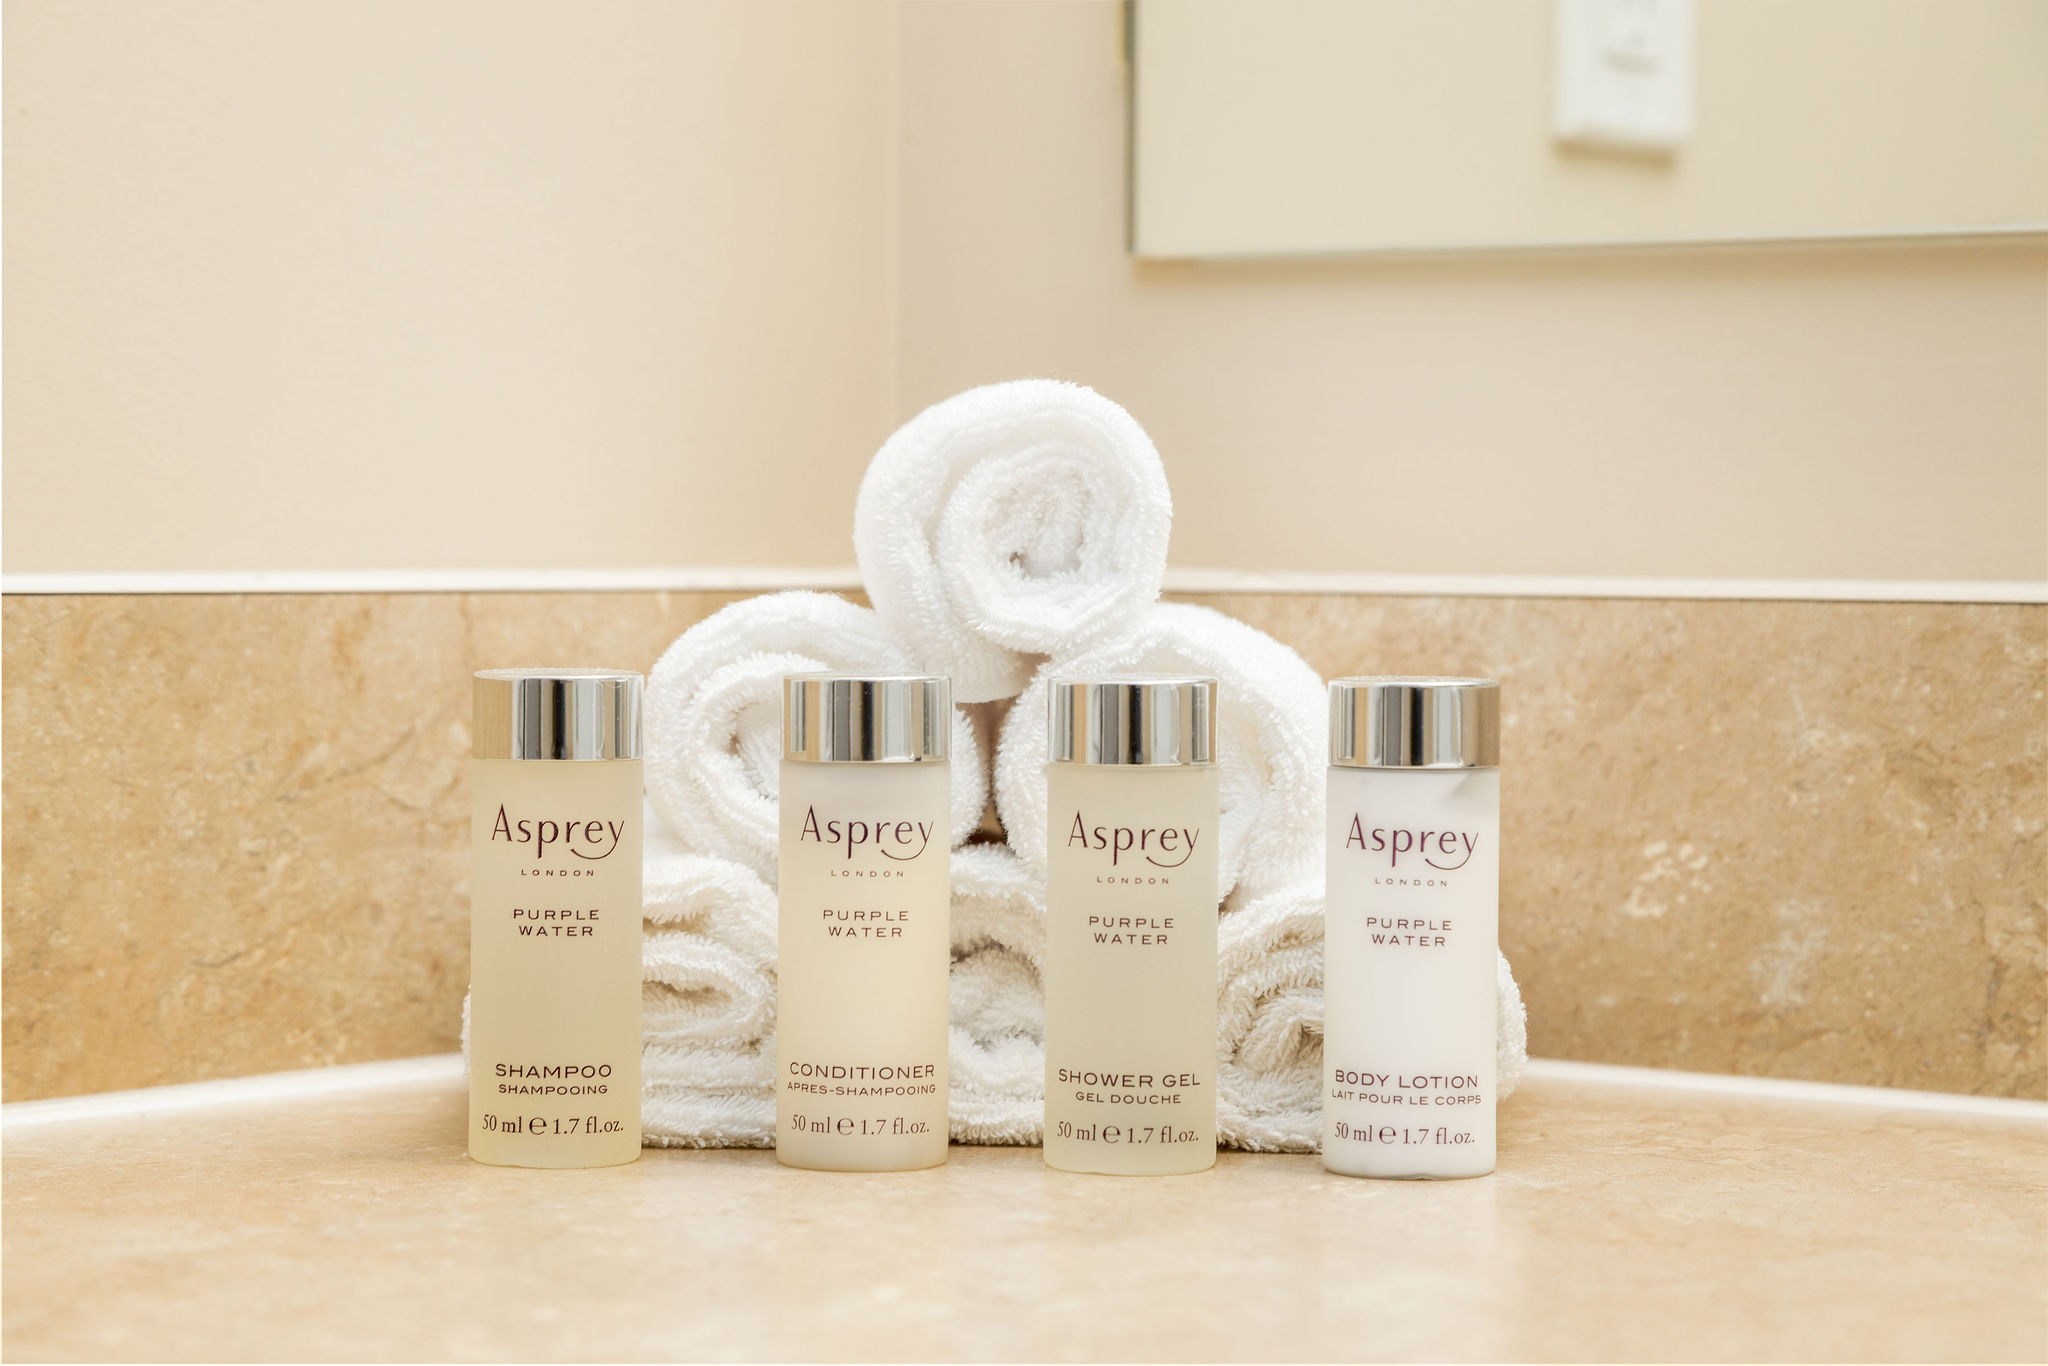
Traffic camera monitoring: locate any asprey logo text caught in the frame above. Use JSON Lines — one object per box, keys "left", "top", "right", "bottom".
{"left": 797, "top": 806, "right": 935, "bottom": 862}
{"left": 1342, "top": 816, "right": 1478, "bottom": 872}
{"left": 490, "top": 806, "right": 625, "bottom": 861}
{"left": 1066, "top": 813, "right": 1200, "bottom": 869}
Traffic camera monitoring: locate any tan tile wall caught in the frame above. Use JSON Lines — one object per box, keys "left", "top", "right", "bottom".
{"left": 4, "top": 591, "right": 2041, "bottom": 1102}
{"left": 1210, "top": 594, "right": 2046, "bottom": 1100}
{"left": 1, "top": 592, "right": 750, "bottom": 1102}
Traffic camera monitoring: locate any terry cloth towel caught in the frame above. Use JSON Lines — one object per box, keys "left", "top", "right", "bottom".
{"left": 637, "top": 829, "right": 1051, "bottom": 1149}
{"left": 853, "top": 379, "right": 1173, "bottom": 705}
{"left": 995, "top": 602, "right": 1327, "bottom": 905}
{"left": 641, "top": 806, "right": 777, "bottom": 1147}
{"left": 643, "top": 590, "right": 987, "bottom": 885}
{"left": 947, "top": 843, "right": 1047, "bottom": 1144}
{"left": 1215, "top": 879, "right": 1530, "bottom": 1152}
{"left": 510, "top": 825, "right": 1531, "bottom": 1152}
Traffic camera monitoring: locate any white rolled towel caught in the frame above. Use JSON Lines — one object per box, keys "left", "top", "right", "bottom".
{"left": 947, "top": 844, "right": 1046, "bottom": 1144}
{"left": 640, "top": 814, "right": 779, "bottom": 1147}
{"left": 639, "top": 837, "right": 1052, "bottom": 1148}
{"left": 1495, "top": 950, "right": 1530, "bottom": 1099}
{"left": 854, "top": 380, "right": 1173, "bottom": 704}
{"left": 949, "top": 840, "right": 1046, "bottom": 966}
{"left": 996, "top": 603, "right": 1327, "bottom": 903}
{"left": 1217, "top": 881, "right": 1327, "bottom": 1151}
{"left": 630, "top": 847, "right": 1530, "bottom": 1151}
{"left": 642, "top": 852, "right": 776, "bottom": 1043}
{"left": 644, "top": 591, "right": 986, "bottom": 884}
{"left": 642, "top": 1040, "right": 774, "bottom": 1150}
{"left": 1216, "top": 880, "right": 1530, "bottom": 1153}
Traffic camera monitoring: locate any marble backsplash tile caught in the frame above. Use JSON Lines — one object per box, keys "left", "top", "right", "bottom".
{"left": 1205, "top": 594, "right": 2045, "bottom": 1101}
{"left": 1, "top": 592, "right": 750, "bottom": 1103}
{"left": 3, "top": 591, "right": 2041, "bottom": 1102}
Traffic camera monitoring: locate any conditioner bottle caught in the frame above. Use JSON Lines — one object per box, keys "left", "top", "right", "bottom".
{"left": 1323, "top": 677, "right": 1500, "bottom": 1178}
{"left": 1044, "top": 676, "right": 1220, "bottom": 1175}
{"left": 777, "top": 674, "right": 952, "bottom": 1171}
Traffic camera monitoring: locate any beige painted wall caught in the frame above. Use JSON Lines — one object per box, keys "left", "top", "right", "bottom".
{"left": 2, "top": 0, "right": 894, "bottom": 574}
{"left": 5, "top": 0, "right": 2044, "bottom": 581}
{"left": 896, "top": 1, "right": 2048, "bottom": 580}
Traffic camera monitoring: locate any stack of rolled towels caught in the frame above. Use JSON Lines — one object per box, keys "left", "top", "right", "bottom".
{"left": 639, "top": 379, "right": 1526, "bottom": 1151}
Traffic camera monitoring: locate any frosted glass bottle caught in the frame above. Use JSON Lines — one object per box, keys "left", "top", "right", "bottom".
{"left": 1322, "top": 677, "right": 1500, "bottom": 1179}
{"left": 1044, "top": 676, "right": 1219, "bottom": 1175}
{"left": 469, "top": 669, "right": 643, "bottom": 1168}
{"left": 777, "top": 674, "right": 952, "bottom": 1171}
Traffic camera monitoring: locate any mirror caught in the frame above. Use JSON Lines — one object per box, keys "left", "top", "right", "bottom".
{"left": 1130, "top": 0, "right": 2048, "bottom": 257}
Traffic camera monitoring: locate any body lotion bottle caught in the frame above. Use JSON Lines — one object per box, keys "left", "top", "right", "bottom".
{"left": 777, "top": 674, "right": 952, "bottom": 1171}
{"left": 1323, "top": 677, "right": 1500, "bottom": 1178}
{"left": 1044, "top": 676, "right": 1219, "bottom": 1175}
{"left": 470, "top": 669, "right": 643, "bottom": 1168}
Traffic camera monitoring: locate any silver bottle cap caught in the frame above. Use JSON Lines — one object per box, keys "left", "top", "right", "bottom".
{"left": 1049, "top": 675, "right": 1217, "bottom": 767}
{"left": 473, "top": 669, "right": 643, "bottom": 761}
{"left": 784, "top": 674, "right": 950, "bottom": 763}
{"left": 1329, "top": 677, "right": 1499, "bottom": 769}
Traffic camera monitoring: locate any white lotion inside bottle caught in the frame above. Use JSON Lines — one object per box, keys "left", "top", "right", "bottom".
{"left": 1322, "top": 677, "right": 1500, "bottom": 1179}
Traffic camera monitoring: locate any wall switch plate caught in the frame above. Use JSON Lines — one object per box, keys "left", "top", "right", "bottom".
{"left": 1553, "top": 0, "right": 1695, "bottom": 155}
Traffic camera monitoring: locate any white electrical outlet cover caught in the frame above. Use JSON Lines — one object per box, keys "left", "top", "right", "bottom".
{"left": 1553, "top": 0, "right": 1695, "bottom": 154}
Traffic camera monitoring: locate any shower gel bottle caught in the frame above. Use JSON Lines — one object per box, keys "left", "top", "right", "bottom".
{"left": 1044, "top": 676, "right": 1219, "bottom": 1175}
{"left": 777, "top": 674, "right": 952, "bottom": 1171}
{"left": 1323, "top": 677, "right": 1500, "bottom": 1178}
{"left": 470, "top": 669, "right": 644, "bottom": 1168}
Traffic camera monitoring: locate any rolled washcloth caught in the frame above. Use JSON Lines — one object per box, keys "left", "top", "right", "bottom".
{"left": 641, "top": 807, "right": 776, "bottom": 1147}
{"left": 995, "top": 602, "right": 1328, "bottom": 905}
{"left": 947, "top": 843, "right": 1047, "bottom": 1144}
{"left": 638, "top": 827, "right": 1051, "bottom": 1148}
{"left": 643, "top": 591, "right": 986, "bottom": 885}
{"left": 1216, "top": 880, "right": 1529, "bottom": 1152}
{"left": 632, "top": 828, "right": 1530, "bottom": 1152}
{"left": 853, "top": 380, "right": 1174, "bottom": 704}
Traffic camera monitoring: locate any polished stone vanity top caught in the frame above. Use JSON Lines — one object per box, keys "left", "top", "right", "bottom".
{"left": 3, "top": 1069, "right": 2042, "bottom": 1362}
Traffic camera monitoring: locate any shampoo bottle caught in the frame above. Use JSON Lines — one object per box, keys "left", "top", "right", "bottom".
{"left": 1043, "top": 676, "right": 1220, "bottom": 1175}
{"left": 469, "top": 669, "right": 644, "bottom": 1168}
{"left": 1322, "top": 677, "right": 1500, "bottom": 1178}
{"left": 777, "top": 674, "right": 953, "bottom": 1171}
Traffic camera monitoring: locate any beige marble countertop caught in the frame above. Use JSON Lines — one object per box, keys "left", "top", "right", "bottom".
{"left": 3, "top": 1070, "right": 2043, "bottom": 1363}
